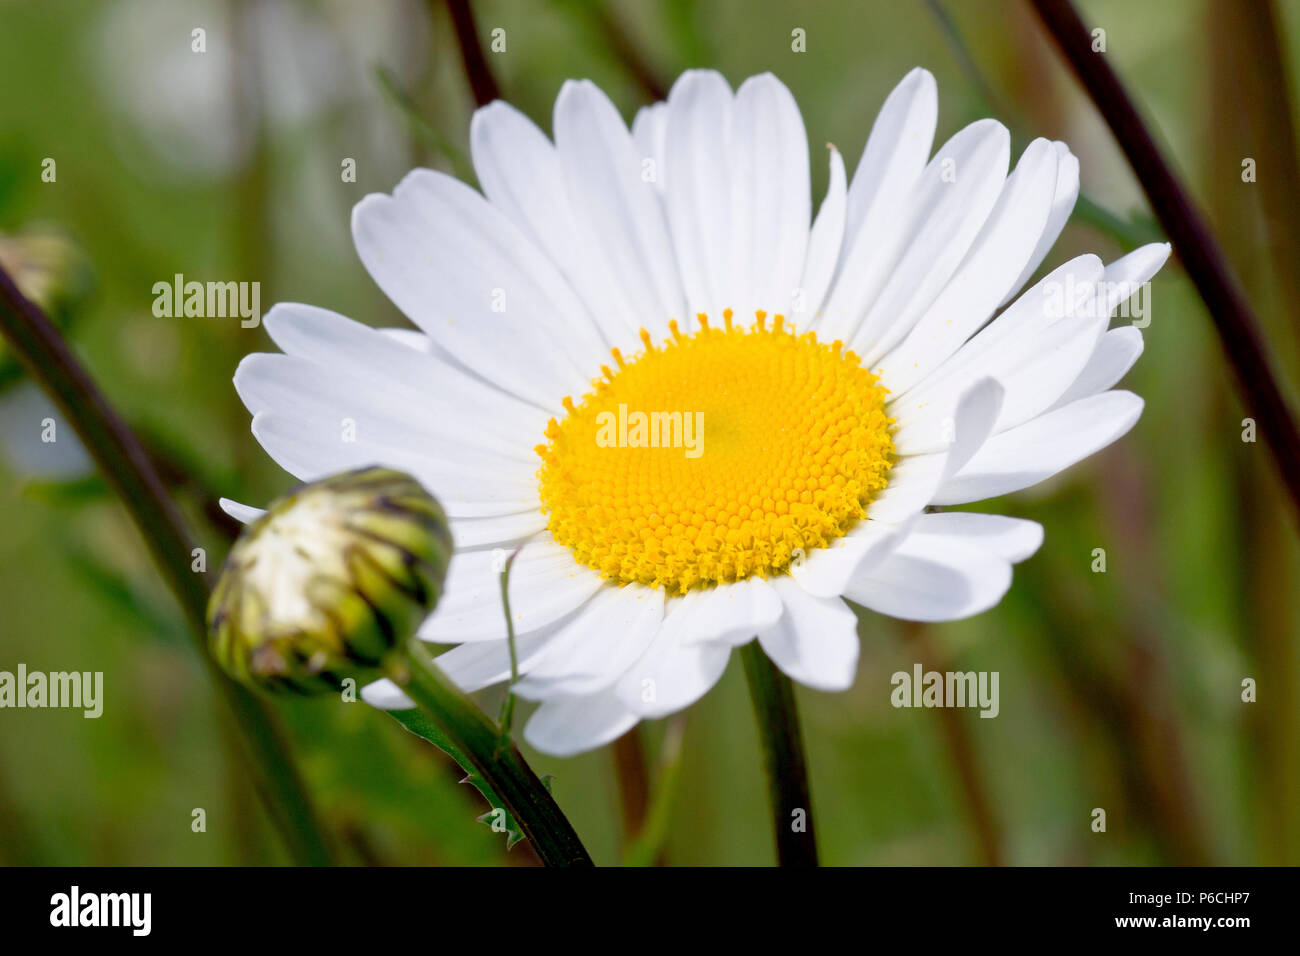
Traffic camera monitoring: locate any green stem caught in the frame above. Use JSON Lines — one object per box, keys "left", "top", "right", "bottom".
{"left": 497, "top": 547, "right": 521, "bottom": 733}
{"left": 374, "top": 66, "right": 474, "bottom": 180}
{"left": 1072, "top": 194, "right": 1163, "bottom": 250}
{"left": 0, "top": 265, "right": 336, "bottom": 866}
{"left": 739, "top": 642, "right": 818, "bottom": 867}
{"left": 392, "top": 636, "right": 593, "bottom": 866}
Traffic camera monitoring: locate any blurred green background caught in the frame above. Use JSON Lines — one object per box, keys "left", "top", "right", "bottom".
{"left": 1, "top": 0, "right": 1298, "bottom": 866}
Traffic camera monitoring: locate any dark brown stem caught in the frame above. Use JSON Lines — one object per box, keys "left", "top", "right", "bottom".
{"left": 445, "top": 0, "right": 501, "bottom": 107}
{"left": 1029, "top": 0, "right": 1300, "bottom": 528}
{"left": 612, "top": 728, "right": 651, "bottom": 845}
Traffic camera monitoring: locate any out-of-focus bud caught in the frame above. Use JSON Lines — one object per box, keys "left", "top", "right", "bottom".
{"left": 0, "top": 228, "right": 93, "bottom": 389}
{"left": 208, "top": 467, "right": 452, "bottom": 694}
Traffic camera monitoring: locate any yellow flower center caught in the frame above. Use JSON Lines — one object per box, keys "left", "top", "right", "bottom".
{"left": 536, "top": 311, "right": 895, "bottom": 594}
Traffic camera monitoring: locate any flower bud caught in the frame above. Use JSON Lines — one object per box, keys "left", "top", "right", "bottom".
{"left": 208, "top": 467, "right": 452, "bottom": 694}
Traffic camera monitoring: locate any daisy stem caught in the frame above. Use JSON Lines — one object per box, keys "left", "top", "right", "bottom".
{"left": 442, "top": 0, "right": 500, "bottom": 107}
{"left": 739, "top": 642, "right": 819, "bottom": 867}
{"left": 393, "top": 636, "right": 594, "bottom": 866}
{"left": 0, "top": 264, "right": 336, "bottom": 866}
{"left": 497, "top": 547, "right": 521, "bottom": 734}
{"left": 1030, "top": 0, "right": 1300, "bottom": 527}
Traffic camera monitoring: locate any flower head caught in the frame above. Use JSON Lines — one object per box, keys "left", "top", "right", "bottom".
{"left": 537, "top": 314, "right": 896, "bottom": 592}
{"left": 228, "top": 68, "right": 1168, "bottom": 752}
{"left": 209, "top": 467, "right": 451, "bottom": 693}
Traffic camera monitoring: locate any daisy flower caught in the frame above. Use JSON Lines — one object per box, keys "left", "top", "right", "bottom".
{"left": 226, "top": 68, "right": 1168, "bottom": 756}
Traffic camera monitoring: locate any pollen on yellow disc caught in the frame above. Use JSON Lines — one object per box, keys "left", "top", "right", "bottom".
{"left": 536, "top": 313, "right": 895, "bottom": 594}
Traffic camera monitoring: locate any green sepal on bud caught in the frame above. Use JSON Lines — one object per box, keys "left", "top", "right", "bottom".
{"left": 208, "top": 467, "right": 453, "bottom": 694}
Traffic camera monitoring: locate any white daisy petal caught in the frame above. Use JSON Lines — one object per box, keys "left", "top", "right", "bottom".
{"left": 470, "top": 100, "right": 631, "bottom": 348}
{"left": 852, "top": 119, "right": 1012, "bottom": 363}
{"left": 678, "top": 576, "right": 783, "bottom": 646}
{"left": 523, "top": 689, "right": 640, "bottom": 757}
{"left": 1101, "top": 241, "right": 1172, "bottom": 315}
{"left": 419, "top": 536, "right": 604, "bottom": 643}
{"left": 875, "top": 137, "right": 1060, "bottom": 393}
{"left": 449, "top": 511, "right": 547, "bottom": 550}
{"left": 248, "top": 411, "right": 539, "bottom": 517}
{"left": 821, "top": 116, "right": 1010, "bottom": 352}
{"left": 941, "top": 377, "right": 1007, "bottom": 478}
{"left": 1002, "top": 140, "right": 1080, "bottom": 304}
{"left": 219, "top": 497, "right": 265, "bottom": 524}
{"left": 360, "top": 678, "right": 415, "bottom": 711}
{"left": 798, "top": 145, "right": 847, "bottom": 323}
{"left": 471, "top": 100, "right": 567, "bottom": 243}
{"left": 919, "top": 254, "right": 1104, "bottom": 379}
{"left": 890, "top": 255, "right": 1105, "bottom": 453}
{"left": 631, "top": 101, "right": 669, "bottom": 193}
{"left": 554, "top": 79, "right": 686, "bottom": 340}
{"left": 664, "top": 69, "right": 735, "bottom": 318}
{"left": 891, "top": 313, "right": 1107, "bottom": 451}
{"left": 986, "top": 317, "right": 1109, "bottom": 432}
{"left": 352, "top": 169, "right": 606, "bottom": 409}
{"left": 758, "top": 577, "right": 859, "bottom": 690}
{"left": 731, "top": 72, "right": 811, "bottom": 319}
{"left": 824, "top": 67, "right": 938, "bottom": 339}
{"left": 790, "top": 515, "right": 914, "bottom": 598}
{"left": 513, "top": 584, "right": 664, "bottom": 698}
{"left": 260, "top": 305, "right": 549, "bottom": 451}
{"left": 844, "top": 534, "right": 1012, "bottom": 622}
{"left": 615, "top": 595, "right": 732, "bottom": 718}
{"left": 434, "top": 616, "right": 580, "bottom": 693}
{"left": 379, "top": 328, "right": 434, "bottom": 352}
{"left": 911, "top": 512, "right": 1044, "bottom": 563}
{"left": 933, "top": 390, "right": 1144, "bottom": 505}
{"left": 1053, "top": 326, "right": 1144, "bottom": 407}
{"left": 236, "top": 346, "right": 542, "bottom": 465}
{"left": 864, "top": 453, "right": 948, "bottom": 521}
{"left": 878, "top": 376, "right": 1004, "bottom": 501}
